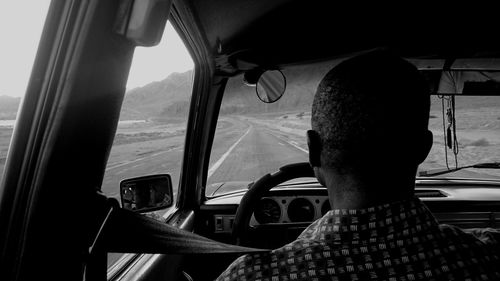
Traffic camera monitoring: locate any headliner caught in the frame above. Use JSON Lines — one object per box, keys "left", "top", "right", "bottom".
{"left": 176, "top": 0, "right": 500, "bottom": 75}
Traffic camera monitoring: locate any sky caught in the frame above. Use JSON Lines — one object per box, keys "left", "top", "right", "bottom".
{"left": 128, "top": 22, "right": 193, "bottom": 91}
{"left": 0, "top": 1, "right": 193, "bottom": 98}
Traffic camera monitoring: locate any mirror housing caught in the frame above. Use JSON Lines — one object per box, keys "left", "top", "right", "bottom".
{"left": 114, "top": 0, "right": 172, "bottom": 47}
{"left": 120, "top": 174, "right": 174, "bottom": 213}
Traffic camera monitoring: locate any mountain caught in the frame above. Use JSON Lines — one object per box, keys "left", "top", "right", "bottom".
{"left": 4, "top": 67, "right": 500, "bottom": 122}
{"left": 120, "top": 70, "right": 194, "bottom": 120}
{"left": 0, "top": 95, "right": 21, "bottom": 120}
{"left": 220, "top": 61, "right": 333, "bottom": 115}
{"left": 119, "top": 62, "right": 332, "bottom": 120}
{"left": 119, "top": 64, "right": 500, "bottom": 121}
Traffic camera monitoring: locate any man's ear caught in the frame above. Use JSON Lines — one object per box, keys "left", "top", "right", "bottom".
{"left": 416, "top": 130, "right": 433, "bottom": 164}
{"left": 307, "top": 130, "right": 321, "bottom": 167}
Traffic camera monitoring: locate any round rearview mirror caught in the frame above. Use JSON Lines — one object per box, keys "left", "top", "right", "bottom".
{"left": 256, "top": 70, "right": 286, "bottom": 103}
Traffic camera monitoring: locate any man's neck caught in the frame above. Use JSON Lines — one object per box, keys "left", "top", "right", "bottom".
{"left": 323, "top": 171, "right": 415, "bottom": 210}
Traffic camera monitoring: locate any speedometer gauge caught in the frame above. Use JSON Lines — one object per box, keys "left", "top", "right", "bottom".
{"left": 254, "top": 198, "right": 281, "bottom": 224}
{"left": 288, "top": 198, "right": 315, "bottom": 222}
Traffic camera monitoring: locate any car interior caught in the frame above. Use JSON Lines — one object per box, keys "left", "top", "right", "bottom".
{"left": 1, "top": 1, "right": 500, "bottom": 281}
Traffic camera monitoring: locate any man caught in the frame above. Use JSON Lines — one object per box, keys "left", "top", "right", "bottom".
{"left": 216, "top": 51, "right": 500, "bottom": 281}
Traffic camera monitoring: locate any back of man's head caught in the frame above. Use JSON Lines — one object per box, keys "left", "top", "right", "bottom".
{"left": 311, "top": 50, "right": 430, "bottom": 176}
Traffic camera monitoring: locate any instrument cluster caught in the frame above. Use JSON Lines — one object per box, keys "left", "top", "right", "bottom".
{"left": 251, "top": 195, "right": 331, "bottom": 225}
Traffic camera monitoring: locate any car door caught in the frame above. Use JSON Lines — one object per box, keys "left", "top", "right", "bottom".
{"left": 0, "top": 1, "right": 211, "bottom": 280}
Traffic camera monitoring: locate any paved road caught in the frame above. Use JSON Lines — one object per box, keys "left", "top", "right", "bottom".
{"left": 206, "top": 119, "right": 309, "bottom": 193}
{"left": 101, "top": 117, "right": 309, "bottom": 200}
{"left": 104, "top": 117, "right": 309, "bottom": 266}
{"left": 101, "top": 114, "right": 500, "bottom": 204}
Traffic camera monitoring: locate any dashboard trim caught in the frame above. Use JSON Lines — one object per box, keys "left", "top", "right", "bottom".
{"left": 203, "top": 179, "right": 500, "bottom": 231}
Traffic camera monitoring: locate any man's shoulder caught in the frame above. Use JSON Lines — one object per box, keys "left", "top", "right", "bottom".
{"left": 215, "top": 239, "right": 329, "bottom": 281}
{"left": 226, "top": 238, "right": 329, "bottom": 266}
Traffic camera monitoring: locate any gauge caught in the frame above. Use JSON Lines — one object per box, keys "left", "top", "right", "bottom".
{"left": 254, "top": 198, "right": 281, "bottom": 224}
{"left": 287, "top": 198, "right": 315, "bottom": 222}
{"left": 321, "top": 200, "right": 331, "bottom": 216}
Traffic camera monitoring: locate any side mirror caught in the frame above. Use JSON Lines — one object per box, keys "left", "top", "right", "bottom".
{"left": 120, "top": 174, "right": 173, "bottom": 213}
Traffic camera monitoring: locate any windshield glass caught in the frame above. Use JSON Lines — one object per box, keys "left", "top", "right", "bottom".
{"left": 206, "top": 60, "right": 500, "bottom": 196}
{"left": 423, "top": 95, "right": 500, "bottom": 179}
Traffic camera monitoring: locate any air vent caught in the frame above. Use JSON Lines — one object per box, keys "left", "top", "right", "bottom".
{"left": 415, "top": 189, "right": 447, "bottom": 198}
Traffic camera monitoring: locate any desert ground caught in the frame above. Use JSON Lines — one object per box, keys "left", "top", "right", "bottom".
{"left": 2, "top": 105, "right": 500, "bottom": 198}
{"left": 244, "top": 106, "right": 500, "bottom": 180}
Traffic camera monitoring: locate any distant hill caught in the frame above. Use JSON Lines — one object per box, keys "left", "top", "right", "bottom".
{"left": 3, "top": 67, "right": 500, "bottom": 123}
{"left": 118, "top": 63, "right": 333, "bottom": 120}
{"left": 4, "top": 65, "right": 500, "bottom": 122}
{"left": 220, "top": 61, "right": 333, "bottom": 115}
{"left": 117, "top": 65, "right": 500, "bottom": 120}
{"left": 0, "top": 95, "right": 21, "bottom": 120}
{"left": 120, "top": 71, "right": 194, "bottom": 120}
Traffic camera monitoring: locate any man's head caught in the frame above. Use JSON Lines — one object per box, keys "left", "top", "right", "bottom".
{"left": 308, "top": 50, "right": 432, "bottom": 188}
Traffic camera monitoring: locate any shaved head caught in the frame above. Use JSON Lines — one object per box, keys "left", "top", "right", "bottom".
{"left": 311, "top": 50, "right": 430, "bottom": 173}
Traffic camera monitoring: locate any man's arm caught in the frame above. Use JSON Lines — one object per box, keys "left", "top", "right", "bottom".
{"left": 463, "top": 227, "right": 500, "bottom": 246}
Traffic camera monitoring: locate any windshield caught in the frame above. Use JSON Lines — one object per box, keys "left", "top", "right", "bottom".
{"left": 206, "top": 60, "right": 500, "bottom": 195}
{"left": 423, "top": 95, "right": 500, "bottom": 179}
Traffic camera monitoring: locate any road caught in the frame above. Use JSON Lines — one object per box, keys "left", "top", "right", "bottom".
{"left": 206, "top": 118, "right": 309, "bottom": 193}
{"left": 100, "top": 113, "right": 500, "bottom": 203}
{"left": 100, "top": 115, "right": 500, "bottom": 266}
{"left": 103, "top": 116, "right": 309, "bottom": 266}
{"left": 101, "top": 117, "right": 309, "bottom": 199}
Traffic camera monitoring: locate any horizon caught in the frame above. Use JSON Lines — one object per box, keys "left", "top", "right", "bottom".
{"left": 0, "top": 68, "right": 194, "bottom": 99}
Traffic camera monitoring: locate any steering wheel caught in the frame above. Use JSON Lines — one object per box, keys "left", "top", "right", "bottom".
{"left": 232, "top": 162, "right": 315, "bottom": 246}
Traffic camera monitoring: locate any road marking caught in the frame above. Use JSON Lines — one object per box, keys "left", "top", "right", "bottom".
{"left": 284, "top": 140, "right": 308, "bottom": 153}
{"left": 105, "top": 146, "right": 180, "bottom": 171}
{"left": 266, "top": 129, "right": 309, "bottom": 154}
{"left": 130, "top": 163, "right": 144, "bottom": 169}
{"left": 151, "top": 151, "right": 165, "bottom": 157}
{"left": 207, "top": 126, "right": 252, "bottom": 179}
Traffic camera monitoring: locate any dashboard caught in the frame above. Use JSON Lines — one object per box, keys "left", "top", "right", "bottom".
{"left": 198, "top": 178, "right": 500, "bottom": 248}
{"left": 250, "top": 189, "right": 330, "bottom": 225}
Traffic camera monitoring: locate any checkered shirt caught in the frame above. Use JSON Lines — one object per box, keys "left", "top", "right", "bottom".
{"left": 216, "top": 197, "right": 500, "bottom": 281}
